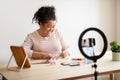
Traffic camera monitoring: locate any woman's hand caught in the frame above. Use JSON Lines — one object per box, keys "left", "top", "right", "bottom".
{"left": 42, "top": 53, "right": 53, "bottom": 59}
{"left": 60, "top": 51, "right": 69, "bottom": 58}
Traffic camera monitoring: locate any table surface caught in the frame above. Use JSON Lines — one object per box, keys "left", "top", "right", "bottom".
{"left": 0, "top": 51, "right": 120, "bottom": 80}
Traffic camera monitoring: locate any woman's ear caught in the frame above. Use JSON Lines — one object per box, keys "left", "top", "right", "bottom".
{"left": 40, "top": 22, "right": 44, "bottom": 28}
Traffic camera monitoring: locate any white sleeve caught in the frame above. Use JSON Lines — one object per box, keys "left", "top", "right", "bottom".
{"left": 55, "top": 29, "right": 71, "bottom": 55}
{"left": 22, "top": 34, "right": 33, "bottom": 58}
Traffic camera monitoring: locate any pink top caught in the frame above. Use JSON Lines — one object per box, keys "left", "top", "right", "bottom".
{"left": 22, "top": 29, "right": 70, "bottom": 58}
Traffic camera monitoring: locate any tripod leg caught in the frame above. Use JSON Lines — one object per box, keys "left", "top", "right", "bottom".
{"left": 94, "top": 71, "right": 98, "bottom": 80}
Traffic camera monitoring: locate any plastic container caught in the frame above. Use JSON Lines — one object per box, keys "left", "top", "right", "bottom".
{"left": 83, "top": 47, "right": 93, "bottom": 64}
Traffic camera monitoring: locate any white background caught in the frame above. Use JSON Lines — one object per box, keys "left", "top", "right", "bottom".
{"left": 0, "top": 0, "right": 120, "bottom": 64}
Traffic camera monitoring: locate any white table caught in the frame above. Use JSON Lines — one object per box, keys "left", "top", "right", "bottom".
{"left": 0, "top": 51, "right": 120, "bottom": 80}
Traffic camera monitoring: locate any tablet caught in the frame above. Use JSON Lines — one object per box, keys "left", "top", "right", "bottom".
{"left": 10, "top": 46, "right": 31, "bottom": 68}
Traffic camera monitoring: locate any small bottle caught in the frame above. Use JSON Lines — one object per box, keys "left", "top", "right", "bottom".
{"left": 83, "top": 47, "right": 93, "bottom": 64}
{"left": 85, "top": 58, "right": 92, "bottom": 64}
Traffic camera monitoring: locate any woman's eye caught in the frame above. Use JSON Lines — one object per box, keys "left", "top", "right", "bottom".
{"left": 47, "top": 26, "right": 54, "bottom": 29}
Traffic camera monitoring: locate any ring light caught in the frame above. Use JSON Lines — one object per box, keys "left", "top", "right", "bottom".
{"left": 78, "top": 27, "right": 108, "bottom": 62}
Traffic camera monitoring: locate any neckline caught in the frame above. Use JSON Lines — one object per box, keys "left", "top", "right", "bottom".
{"left": 36, "top": 30, "right": 51, "bottom": 40}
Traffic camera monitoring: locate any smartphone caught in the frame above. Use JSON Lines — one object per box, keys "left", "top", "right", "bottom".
{"left": 61, "top": 61, "right": 80, "bottom": 66}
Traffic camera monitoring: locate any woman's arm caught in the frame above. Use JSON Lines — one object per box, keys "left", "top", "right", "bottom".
{"left": 22, "top": 34, "right": 53, "bottom": 59}
{"left": 55, "top": 29, "right": 71, "bottom": 58}
{"left": 32, "top": 51, "right": 52, "bottom": 59}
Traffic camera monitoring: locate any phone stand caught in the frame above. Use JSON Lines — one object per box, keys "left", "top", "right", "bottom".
{"left": 78, "top": 27, "right": 108, "bottom": 80}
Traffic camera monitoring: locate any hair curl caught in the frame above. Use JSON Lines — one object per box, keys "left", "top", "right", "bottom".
{"left": 32, "top": 6, "right": 56, "bottom": 25}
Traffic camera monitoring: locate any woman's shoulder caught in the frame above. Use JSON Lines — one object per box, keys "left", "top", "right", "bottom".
{"left": 54, "top": 28, "right": 62, "bottom": 34}
{"left": 54, "top": 28, "right": 63, "bottom": 38}
{"left": 26, "top": 30, "right": 38, "bottom": 38}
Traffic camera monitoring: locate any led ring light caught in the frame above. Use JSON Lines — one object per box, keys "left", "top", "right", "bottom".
{"left": 78, "top": 27, "right": 108, "bottom": 62}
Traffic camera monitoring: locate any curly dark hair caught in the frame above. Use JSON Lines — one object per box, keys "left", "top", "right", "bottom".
{"left": 32, "top": 6, "right": 56, "bottom": 25}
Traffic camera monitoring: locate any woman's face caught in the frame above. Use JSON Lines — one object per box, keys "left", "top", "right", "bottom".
{"left": 41, "top": 20, "right": 56, "bottom": 37}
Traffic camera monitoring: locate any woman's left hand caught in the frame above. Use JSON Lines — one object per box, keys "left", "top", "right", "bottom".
{"left": 60, "top": 51, "right": 69, "bottom": 58}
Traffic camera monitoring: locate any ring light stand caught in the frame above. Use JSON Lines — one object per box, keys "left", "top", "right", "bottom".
{"left": 78, "top": 27, "right": 108, "bottom": 80}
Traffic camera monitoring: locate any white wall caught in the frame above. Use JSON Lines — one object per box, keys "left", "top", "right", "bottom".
{"left": 0, "top": 0, "right": 117, "bottom": 64}
{"left": 99, "top": 0, "right": 117, "bottom": 46}
{"left": 117, "top": 0, "right": 120, "bottom": 44}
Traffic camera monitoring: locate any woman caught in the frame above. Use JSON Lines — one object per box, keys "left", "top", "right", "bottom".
{"left": 22, "top": 6, "right": 70, "bottom": 59}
